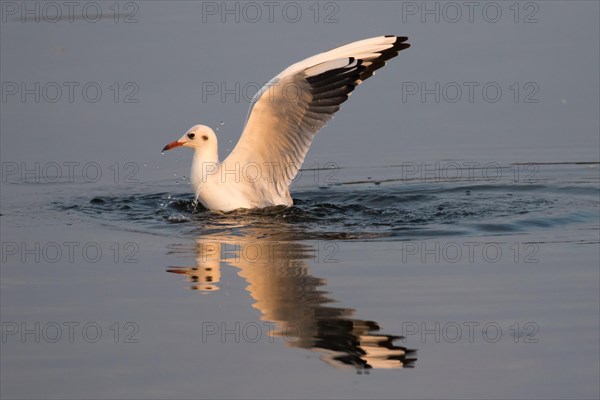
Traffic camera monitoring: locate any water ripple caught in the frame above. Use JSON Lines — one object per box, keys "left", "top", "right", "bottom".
{"left": 53, "top": 180, "right": 599, "bottom": 241}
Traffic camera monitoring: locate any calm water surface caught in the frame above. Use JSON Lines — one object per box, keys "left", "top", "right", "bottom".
{"left": 1, "top": 163, "right": 598, "bottom": 398}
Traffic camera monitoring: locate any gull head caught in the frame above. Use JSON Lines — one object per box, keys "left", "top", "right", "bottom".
{"left": 162, "top": 125, "right": 217, "bottom": 152}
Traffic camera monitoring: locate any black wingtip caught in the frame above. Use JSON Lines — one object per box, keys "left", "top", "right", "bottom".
{"left": 392, "top": 36, "right": 410, "bottom": 49}
{"left": 354, "top": 36, "right": 410, "bottom": 83}
{"left": 386, "top": 35, "right": 409, "bottom": 42}
{"left": 386, "top": 35, "right": 411, "bottom": 51}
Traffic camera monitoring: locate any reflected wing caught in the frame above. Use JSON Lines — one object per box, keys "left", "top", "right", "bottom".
{"left": 224, "top": 35, "right": 410, "bottom": 197}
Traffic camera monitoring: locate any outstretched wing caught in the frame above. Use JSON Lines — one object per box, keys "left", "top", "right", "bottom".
{"left": 224, "top": 35, "right": 410, "bottom": 198}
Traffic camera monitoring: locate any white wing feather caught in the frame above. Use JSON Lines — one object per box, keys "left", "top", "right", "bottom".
{"left": 224, "top": 35, "right": 410, "bottom": 199}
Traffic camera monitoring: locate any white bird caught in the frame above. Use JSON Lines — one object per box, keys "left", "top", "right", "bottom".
{"left": 162, "top": 35, "right": 410, "bottom": 212}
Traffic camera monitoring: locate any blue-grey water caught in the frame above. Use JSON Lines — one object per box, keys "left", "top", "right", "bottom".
{"left": 1, "top": 1, "right": 599, "bottom": 399}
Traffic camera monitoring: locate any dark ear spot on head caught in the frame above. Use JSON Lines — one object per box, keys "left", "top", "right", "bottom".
{"left": 202, "top": 135, "right": 208, "bottom": 141}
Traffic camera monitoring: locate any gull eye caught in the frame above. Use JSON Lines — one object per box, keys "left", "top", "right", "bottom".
{"left": 187, "top": 132, "right": 196, "bottom": 139}
{"left": 202, "top": 135, "right": 208, "bottom": 141}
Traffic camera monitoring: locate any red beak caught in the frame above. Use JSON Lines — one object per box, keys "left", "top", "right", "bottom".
{"left": 162, "top": 140, "right": 183, "bottom": 152}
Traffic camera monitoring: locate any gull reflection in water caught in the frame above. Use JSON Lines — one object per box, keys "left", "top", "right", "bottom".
{"left": 167, "top": 229, "right": 416, "bottom": 370}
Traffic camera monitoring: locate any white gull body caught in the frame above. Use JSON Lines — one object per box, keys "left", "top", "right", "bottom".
{"left": 163, "top": 35, "right": 410, "bottom": 212}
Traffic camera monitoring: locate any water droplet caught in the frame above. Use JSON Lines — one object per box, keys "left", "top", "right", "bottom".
{"left": 173, "top": 173, "right": 177, "bottom": 177}
{"left": 161, "top": 152, "right": 165, "bottom": 155}
{"left": 182, "top": 175, "right": 187, "bottom": 181}
{"left": 175, "top": 181, "right": 179, "bottom": 185}
{"left": 167, "top": 195, "right": 172, "bottom": 200}
{"left": 143, "top": 163, "right": 148, "bottom": 167}
{"left": 219, "top": 121, "right": 224, "bottom": 126}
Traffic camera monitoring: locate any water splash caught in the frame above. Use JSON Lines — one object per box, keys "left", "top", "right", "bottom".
{"left": 57, "top": 180, "right": 599, "bottom": 241}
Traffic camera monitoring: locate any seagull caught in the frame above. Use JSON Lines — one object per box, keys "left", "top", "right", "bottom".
{"left": 162, "top": 35, "right": 410, "bottom": 212}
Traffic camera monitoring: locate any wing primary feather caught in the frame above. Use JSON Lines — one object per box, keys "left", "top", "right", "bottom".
{"left": 312, "top": 96, "right": 349, "bottom": 106}
{"left": 312, "top": 86, "right": 355, "bottom": 100}
{"left": 308, "top": 65, "right": 363, "bottom": 88}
